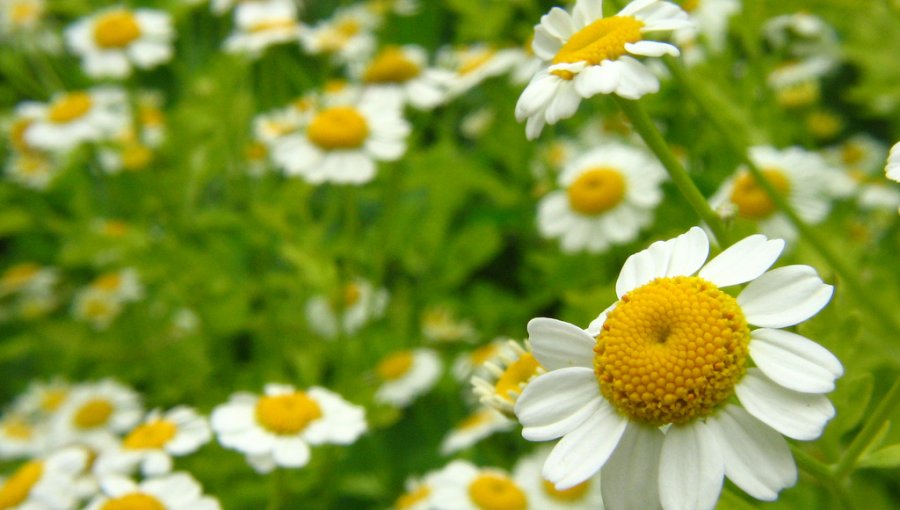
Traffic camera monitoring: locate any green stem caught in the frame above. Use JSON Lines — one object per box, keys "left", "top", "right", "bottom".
{"left": 791, "top": 445, "right": 834, "bottom": 483}
{"left": 834, "top": 378, "right": 900, "bottom": 479}
{"left": 266, "top": 468, "right": 286, "bottom": 510}
{"left": 719, "top": 487, "right": 759, "bottom": 510}
{"left": 613, "top": 96, "right": 732, "bottom": 246}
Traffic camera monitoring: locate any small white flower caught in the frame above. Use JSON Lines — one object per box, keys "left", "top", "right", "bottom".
{"left": 5, "top": 152, "right": 60, "bottom": 190}
{"left": 305, "top": 279, "right": 389, "bottom": 339}
{"left": 223, "top": 0, "right": 303, "bottom": 57}
{"left": 374, "top": 349, "right": 442, "bottom": 408}
{"left": 440, "top": 407, "right": 512, "bottom": 456}
{"left": 421, "top": 306, "right": 476, "bottom": 344}
{"left": 23, "top": 88, "right": 129, "bottom": 153}
{"left": 0, "top": 414, "right": 44, "bottom": 460}
{"left": 451, "top": 339, "right": 507, "bottom": 382}
{"left": 430, "top": 460, "right": 528, "bottom": 510}
{"left": 437, "top": 45, "right": 520, "bottom": 99}
{"left": 513, "top": 446, "right": 604, "bottom": 509}
{"left": 472, "top": 340, "right": 543, "bottom": 416}
{"left": 300, "top": 4, "right": 379, "bottom": 65}
{"left": 0, "top": 447, "right": 89, "bottom": 510}
{"left": 353, "top": 45, "right": 452, "bottom": 110}
{"left": 391, "top": 471, "right": 439, "bottom": 510}
{"left": 84, "top": 472, "right": 221, "bottom": 510}
{"left": 51, "top": 380, "right": 143, "bottom": 451}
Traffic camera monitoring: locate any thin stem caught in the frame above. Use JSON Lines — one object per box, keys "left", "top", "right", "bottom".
{"left": 834, "top": 378, "right": 900, "bottom": 479}
{"left": 791, "top": 445, "right": 834, "bottom": 483}
{"left": 266, "top": 468, "right": 286, "bottom": 510}
{"left": 613, "top": 96, "right": 732, "bottom": 246}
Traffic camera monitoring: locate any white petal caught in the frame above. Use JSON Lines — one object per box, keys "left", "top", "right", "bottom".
{"left": 735, "top": 368, "right": 836, "bottom": 440}
{"left": 616, "top": 226, "right": 708, "bottom": 298}
{"left": 515, "top": 367, "right": 602, "bottom": 441}
{"left": 527, "top": 317, "right": 595, "bottom": 370}
{"left": 544, "top": 81, "right": 581, "bottom": 124}
{"left": 658, "top": 422, "right": 724, "bottom": 510}
{"left": 737, "top": 266, "right": 833, "bottom": 328}
{"left": 698, "top": 235, "right": 785, "bottom": 287}
{"left": 750, "top": 329, "right": 843, "bottom": 393}
{"left": 625, "top": 41, "right": 680, "bottom": 57}
{"left": 573, "top": 0, "right": 604, "bottom": 26}
{"left": 516, "top": 72, "right": 557, "bottom": 119}
{"left": 574, "top": 62, "right": 619, "bottom": 97}
{"left": 541, "top": 7, "right": 576, "bottom": 40}
{"left": 272, "top": 437, "right": 310, "bottom": 468}
{"left": 601, "top": 423, "right": 664, "bottom": 510}
{"left": 543, "top": 400, "right": 628, "bottom": 490}
{"left": 707, "top": 405, "right": 797, "bottom": 501}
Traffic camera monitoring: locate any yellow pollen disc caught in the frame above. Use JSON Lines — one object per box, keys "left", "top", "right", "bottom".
{"left": 93, "top": 10, "right": 141, "bottom": 49}
{"left": 2, "top": 263, "right": 39, "bottom": 290}
{"left": 551, "top": 16, "right": 644, "bottom": 80}
{"left": 74, "top": 399, "right": 114, "bottom": 429}
{"left": 3, "top": 420, "right": 33, "bottom": 440}
{"left": 468, "top": 473, "right": 528, "bottom": 510}
{"left": 458, "top": 50, "right": 495, "bottom": 76}
{"left": 396, "top": 485, "right": 431, "bottom": 509}
{"left": 10, "top": 119, "right": 33, "bottom": 152}
{"left": 0, "top": 461, "right": 43, "bottom": 509}
{"left": 11, "top": 3, "right": 40, "bottom": 25}
{"left": 566, "top": 167, "right": 627, "bottom": 215}
{"left": 84, "top": 298, "right": 115, "bottom": 320}
{"left": 594, "top": 276, "right": 750, "bottom": 425}
{"left": 324, "top": 80, "right": 349, "bottom": 94}
{"left": 48, "top": 92, "right": 93, "bottom": 124}
{"left": 93, "top": 273, "right": 123, "bottom": 292}
{"left": 806, "top": 111, "right": 842, "bottom": 140}
{"left": 376, "top": 351, "right": 414, "bottom": 381}
{"left": 493, "top": 353, "right": 541, "bottom": 402}
{"left": 255, "top": 392, "right": 322, "bottom": 435}
{"left": 123, "top": 420, "right": 177, "bottom": 450}
{"left": 729, "top": 168, "right": 791, "bottom": 221}
{"left": 681, "top": 0, "right": 700, "bottom": 13}
{"left": 120, "top": 143, "right": 153, "bottom": 171}
{"left": 307, "top": 106, "right": 369, "bottom": 150}
{"left": 841, "top": 142, "right": 865, "bottom": 167}
{"left": 364, "top": 46, "right": 421, "bottom": 84}
{"left": 139, "top": 106, "right": 164, "bottom": 127}
{"left": 776, "top": 80, "right": 820, "bottom": 109}
{"left": 542, "top": 479, "right": 590, "bottom": 502}
{"left": 343, "top": 283, "right": 361, "bottom": 306}
{"left": 470, "top": 344, "right": 500, "bottom": 366}
{"left": 41, "top": 389, "right": 68, "bottom": 411}
{"left": 100, "top": 493, "right": 166, "bottom": 510}
{"left": 249, "top": 19, "right": 296, "bottom": 33}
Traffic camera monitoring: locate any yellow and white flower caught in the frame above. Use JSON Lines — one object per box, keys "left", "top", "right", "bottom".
{"left": 272, "top": 89, "right": 410, "bottom": 185}
{"left": 513, "top": 446, "right": 604, "bottom": 510}
{"left": 65, "top": 7, "right": 174, "bottom": 79}
{"left": 211, "top": 384, "right": 366, "bottom": 473}
{"left": 515, "top": 227, "right": 841, "bottom": 509}
{"left": 223, "top": 0, "right": 303, "bottom": 57}
{"left": 472, "top": 340, "right": 543, "bottom": 416}
{"left": 824, "top": 135, "right": 899, "bottom": 212}
{"left": 391, "top": 471, "right": 439, "bottom": 510}
{"left": 23, "top": 88, "right": 129, "bottom": 153}
{"left": 0, "top": 263, "right": 57, "bottom": 299}
{"left": 51, "top": 380, "right": 143, "bottom": 450}
{"left": 4, "top": 152, "right": 60, "bottom": 191}
{"left": 672, "top": 0, "right": 740, "bottom": 66}
{"left": 763, "top": 12, "right": 838, "bottom": 60}
{"left": 300, "top": 4, "right": 379, "bottom": 64}
{"left": 354, "top": 45, "right": 452, "bottom": 110}
{"left": 430, "top": 460, "right": 529, "bottom": 510}
{"left": 538, "top": 143, "right": 666, "bottom": 253}
{"left": 451, "top": 338, "right": 508, "bottom": 382}
{"left": 437, "top": 45, "right": 520, "bottom": 99}
{"left": 0, "top": 0, "right": 59, "bottom": 51}
{"left": 84, "top": 472, "right": 221, "bottom": 510}
{"left": 516, "top": 0, "right": 691, "bottom": 139}
{"left": 305, "top": 278, "right": 389, "bottom": 339}
{"left": 374, "top": 349, "right": 442, "bottom": 408}
{"left": 710, "top": 146, "right": 850, "bottom": 242}
{"left": 0, "top": 447, "right": 88, "bottom": 510}
{"left": 0, "top": 414, "right": 44, "bottom": 460}
{"left": 440, "top": 407, "right": 513, "bottom": 456}
{"left": 421, "top": 305, "right": 476, "bottom": 344}
{"left": 10, "top": 379, "right": 70, "bottom": 420}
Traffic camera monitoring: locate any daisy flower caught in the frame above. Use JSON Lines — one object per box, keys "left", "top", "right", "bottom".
{"left": 272, "top": 89, "right": 410, "bottom": 185}
{"left": 0, "top": 414, "right": 44, "bottom": 460}
{"left": 65, "top": 7, "right": 174, "bottom": 79}
{"left": 515, "top": 0, "right": 691, "bottom": 139}
{"left": 223, "top": 0, "right": 303, "bottom": 57}
{"left": 23, "top": 87, "right": 129, "bottom": 153}
{"left": 767, "top": 58, "right": 834, "bottom": 109}
{"left": 391, "top": 470, "right": 440, "bottom": 510}
{"left": 84, "top": 472, "right": 221, "bottom": 510}
{"left": 538, "top": 142, "right": 666, "bottom": 253}
{"left": 304, "top": 279, "right": 389, "bottom": 338}
{"left": 300, "top": 4, "right": 379, "bottom": 65}
{"left": 887, "top": 142, "right": 900, "bottom": 183}
{"left": 87, "top": 269, "right": 144, "bottom": 303}
{"left": 710, "top": 146, "right": 850, "bottom": 242}
{"left": 437, "top": 45, "right": 520, "bottom": 99}
{"left": 671, "top": 0, "right": 740, "bottom": 66}
{"left": 0, "top": 0, "right": 59, "bottom": 52}
{"left": 374, "top": 349, "right": 442, "bottom": 408}
{"left": 824, "top": 135, "right": 899, "bottom": 212}
{"left": 421, "top": 306, "right": 476, "bottom": 344}
{"left": 440, "top": 407, "right": 513, "bottom": 456}
{"left": 354, "top": 45, "right": 452, "bottom": 110}
{"left": 211, "top": 383, "right": 366, "bottom": 473}
{"left": 97, "top": 139, "right": 155, "bottom": 174}
{"left": 4, "top": 152, "right": 60, "bottom": 190}
{"left": 515, "top": 227, "right": 841, "bottom": 510}
{"left": 472, "top": 340, "right": 543, "bottom": 416}
{"left": 0, "top": 263, "right": 56, "bottom": 299}
{"left": 430, "top": 460, "right": 529, "bottom": 510}
{"left": 451, "top": 338, "right": 508, "bottom": 382}
{"left": 51, "top": 380, "right": 143, "bottom": 450}
{"left": 10, "top": 379, "right": 71, "bottom": 419}
{"left": 0, "top": 447, "right": 88, "bottom": 510}
{"left": 763, "top": 12, "right": 838, "bottom": 60}
{"left": 71, "top": 288, "right": 123, "bottom": 330}
{"left": 513, "top": 446, "right": 604, "bottom": 510}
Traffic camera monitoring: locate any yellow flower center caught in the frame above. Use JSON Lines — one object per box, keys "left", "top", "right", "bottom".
{"left": 100, "top": 493, "right": 166, "bottom": 510}
{"left": 123, "top": 419, "right": 178, "bottom": 450}
{"left": 101, "top": 221, "right": 129, "bottom": 237}
{"left": 84, "top": 296, "right": 115, "bottom": 320}
{"left": 139, "top": 105, "right": 164, "bottom": 127}
{"left": 2, "top": 420, "right": 32, "bottom": 440}
{"left": 493, "top": 353, "right": 541, "bottom": 402}
{"left": 73, "top": 399, "right": 114, "bottom": 429}
{"left": 542, "top": 479, "right": 591, "bottom": 502}
{"left": 307, "top": 106, "right": 369, "bottom": 150}
{"left": 255, "top": 392, "right": 323, "bottom": 435}
{"left": 458, "top": 50, "right": 495, "bottom": 75}
{"left": 775, "top": 80, "right": 820, "bottom": 109}
{"left": 10, "top": 119, "right": 33, "bottom": 152}
{"left": 395, "top": 485, "right": 430, "bottom": 509}
{"left": 319, "top": 19, "right": 361, "bottom": 51}
{"left": 120, "top": 143, "right": 153, "bottom": 171}
{"left": 93, "top": 10, "right": 142, "bottom": 49}
{"left": 594, "top": 276, "right": 750, "bottom": 425}
{"left": 376, "top": 351, "right": 414, "bottom": 381}
{"left": 18, "top": 154, "right": 47, "bottom": 176}
{"left": 566, "top": 167, "right": 627, "bottom": 215}
{"left": 552, "top": 16, "right": 644, "bottom": 80}
{"left": 468, "top": 473, "right": 528, "bottom": 510}
{"left": 41, "top": 389, "right": 68, "bottom": 411}
{"left": 729, "top": 168, "right": 791, "bottom": 221}
{"left": 364, "top": 46, "right": 421, "bottom": 84}
{"left": 11, "top": 2, "right": 41, "bottom": 25}
{"left": 245, "top": 142, "right": 268, "bottom": 162}
{"left": 806, "top": 111, "right": 842, "bottom": 140}
{"left": 48, "top": 92, "right": 93, "bottom": 124}
{"left": 0, "top": 461, "right": 43, "bottom": 509}
{"left": 249, "top": 19, "right": 297, "bottom": 33}
{"left": 458, "top": 410, "right": 491, "bottom": 430}
{"left": 2, "top": 263, "right": 39, "bottom": 290}
{"left": 841, "top": 142, "right": 865, "bottom": 167}
{"left": 681, "top": 0, "right": 700, "bottom": 13}
{"left": 93, "top": 273, "right": 123, "bottom": 292}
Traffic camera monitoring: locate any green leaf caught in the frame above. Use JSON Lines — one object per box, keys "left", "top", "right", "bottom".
{"left": 859, "top": 442, "right": 900, "bottom": 469}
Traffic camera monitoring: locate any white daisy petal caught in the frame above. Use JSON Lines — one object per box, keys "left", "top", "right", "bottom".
{"left": 527, "top": 317, "right": 595, "bottom": 370}
{"left": 625, "top": 40, "right": 680, "bottom": 57}
{"left": 272, "top": 437, "right": 310, "bottom": 467}
{"left": 541, "top": 7, "right": 576, "bottom": 39}
{"left": 616, "top": 226, "right": 707, "bottom": 297}
{"left": 699, "top": 235, "right": 785, "bottom": 287}
{"left": 735, "top": 368, "right": 836, "bottom": 440}
{"left": 737, "top": 265, "right": 833, "bottom": 328}
{"left": 515, "top": 367, "right": 602, "bottom": 441}
{"left": 573, "top": 0, "right": 604, "bottom": 26}
{"left": 749, "top": 328, "right": 843, "bottom": 393}
{"left": 601, "top": 423, "right": 664, "bottom": 510}
{"left": 658, "top": 422, "right": 724, "bottom": 510}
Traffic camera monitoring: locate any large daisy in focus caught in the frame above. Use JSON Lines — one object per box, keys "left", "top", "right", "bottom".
{"left": 537, "top": 142, "right": 666, "bottom": 253}
{"left": 515, "top": 227, "right": 842, "bottom": 510}
{"left": 516, "top": 0, "right": 691, "bottom": 139}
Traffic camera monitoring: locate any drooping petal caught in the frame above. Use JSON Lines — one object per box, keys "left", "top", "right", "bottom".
{"left": 749, "top": 329, "right": 843, "bottom": 393}
{"left": 601, "top": 423, "right": 665, "bottom": 510}
{"left": 735, "top": 368, "right": 836, "bottom": 440}
{"left": 658, "top": 422, "right": 724, "bottom": 510}
{"left": 527, "top": 318, "right": 595, "bottom": 370}
{"left": 737, "top": 266, "right": 833, "bottom": 328}
{"left": 515, "top": 367, "right": 602, "bottom": 441}
{"left": 698, "top": 235, "right": 785, "bottom": 287}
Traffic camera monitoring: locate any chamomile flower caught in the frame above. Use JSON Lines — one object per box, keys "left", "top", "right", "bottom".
{"left": 452, "top": 339, "right": 508, "bottom": 382}
{"left": 211, "top": 384, "right": 366, "bottom": 473}
{"left": 515, "top": 227, "right": 841, "bottom": 509}
{"left": 71, "top": 288, "right": 123, "bottom": 330}
{"left": 440, "top": 407, "right": 513, "bottom": 456}
{"left": 4, "top": 152, "right": 60, "bottom": 190}
{"left": 672, "top": 0, "right": 740, "bottom": 66}
{"left": 516, "top": 0, "right": 691, "bottom": 139}
{"left": 223, "top": 0, "right": 303, "bottom": 57}
{"left": 304, "top": 279, "right": 389, "bottom": 338}
{"left": 10, "top": 379, "right": 71, "bottom": 419}
{"left": 392, "top": 472, "right": 439, "bottom": 510}
{"left": 0, "top": 447, "right": 88, "bottom": 510}
{"left": 763, "top": 12, "right": 838, "bottom": 60}
{"left": 84, "top": 472, "right": 221, "bottom": 510}
{"left": 0, "top": 0, "right": 59, "bottom": 52}
{"left": 430, "top": 460, "right": 529, "bottom": 510}
{"left": 472, "top": 340, "right": 543, "bottom": 416}
{"left": 354, "top": 45, "right": 452, "bottom": 110}
{"left": 374, "top": 349, "right": 442, "bottom": 408}
{"left": 24, "top": 88, "right": 129, "bottom": 153}
{"left": 0, "top": 414, "right": 43, "bottom": 460}
{"left": 51, "top": 380, "right": 143, "bottom": 450}
{"left": 65, "top": 7, "right": 175, "bottom": 79}
{"left": 88, "top": 269, "right": 144, "bottom": 303}
{"left": 272, "top": 89, "right": 410, "bottom": 185}
{"left": 886, "top": 142, "right": 900, "bottom": 183}
{"left": 823, "top": 135, "right": 899, "bottom": 212}
{"left": 513, "top": 446, "right": 604, "bottom": 510}
{"left": 437, "top": 45, "right": 520, "bottom": 99}
{"left": 767, "top": 58, "right": 834, "bottom": 109}
{"left": 0, "top": 263, "right": 56, "bottom": 298}
{"left": 421, "top": 306, "right": 476, "bottom": 344}
{"left": 537, "top": 143, "right": 666, "bottom": 253}
{"left": 710, "top": 146, "right": 849, "bottom": 242}
{"left": 300, "top": 4, "right": 379, "bottom": 65}
{"left": 97, "top": 139, "right": 155, "bottom": 174}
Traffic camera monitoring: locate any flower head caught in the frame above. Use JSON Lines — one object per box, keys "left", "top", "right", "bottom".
{"left": 374, "top": 349, "right": 442, "bottom": 408}
{"left": 84, "top": 472, "right": 221, "bottom": 510}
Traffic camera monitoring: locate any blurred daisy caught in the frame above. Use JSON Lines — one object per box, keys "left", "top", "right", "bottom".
{"left": 516, "top": 227, "right": 841, "bottom": 509}
{"left": 440, "top": 407, "right": 512, "bottom": 456}
{"left": 437, "top": 45, "right": 520, "bottom": 99}
{"left": 4, "top": 152, "right": 60, "bottom": 190}
{"left": 98, "top": 139, "right": 155, "bottom": 174}
{"left": 272, "top": 89, "right": 410, "bottom": 185}
{"left": 472, "top": 340, "right": 543, "bottom": 416}
{"left": 366, "top": 0, "right": 419, "bottom": 17}
{"left": 0, "top": 414, "right": 43, "bottom": 460}
{"left": 300, "top": 4, "right": 379, "bottom": 64}
{"left": 0, "top": 447, "right": 88, "bottom": 510}
{"left": 459, "top": 107, "right": 496, "bottom": 140}
{"left": 824, "top": 135, "right": 899, "bottom": 212}
{"left": 72, "top": 288, "right": 123, "bottom": 330}
{"left": 711, "top": 146, "right": 850, "bottom": 242}
{"left": 537, "top": 143, "right": 666, "bottom": 253}
{"left": 88, "top": 268, "right": 144, "bottom": 303}
{"left": 24, "top": 88, "right": 129, "bottom": 153}
{"left": 355, "top": 45, "right": 451, "bottom": 110}
{"left": 11, "top": 379, "right": 71, "bottom": 419}
{"left": 305, "top": 279, "right": 389, "bottom": 338}
{"left": 95, "top": 406, "right": 212, "bottom": 477}
{"left": 767, "top": 58, "right": 833, "bottom": 109}
{"left": 392, "top": 471, "right": 438, "bottom": 510}
{"left": 84, "top": 472, "right": 221, "bottom": 510}
{"left": 672, "top": 0, "right": 740, "bottom": 66}
{"left": 513, "top": 446, "right": 604, "bottom": 510}
{"left": 52, "top": 379, "right": 143, "bottom": 450}
{"left": 421, "top": 305, "right": 475, "bottom": 344}
{"left": 0, "top": 0, "right": 59, "bottom": 51}
{"left": 516, "top": 0, "right": 691, "bottom": 139}
{"left": 374, "top": 349, "right": 442, "bottom": 408}
{"left": 211, "top": 384, "right": 366, "bottom": 473}
{"left": 763, "top": 12, "right": 838, "bottom": 60}
{"left": 223, "top": 0, "right": 303, "bottom": 57}
{"left": 430, "top": 460, "right": 528, "bottom": 510}
{"left": 66, "top": 7, "right": 174, "bottom": 78}
{"left": 451, "top": 338, "right": 507, "bottom": 382}
{"left": 252, "top": 96, "right": 316, "bottom": 148}
{"left": 0, "top": 263, "right": 56, "bottom": 298}
{"left": 886, "top": 142, "right": 900, "bottom": 183}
